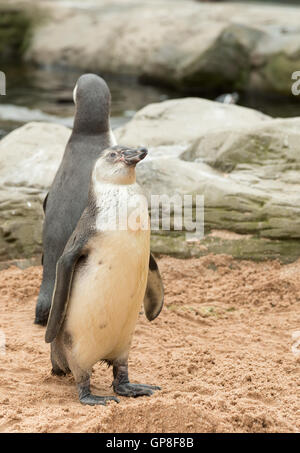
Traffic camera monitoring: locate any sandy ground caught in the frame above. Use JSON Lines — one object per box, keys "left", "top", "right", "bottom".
{"left": 0, "top": 254, "right": 299, "bottom": 433}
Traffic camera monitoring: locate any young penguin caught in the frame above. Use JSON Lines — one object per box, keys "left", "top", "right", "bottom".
{"left": 45, "top": 145, "right": 161, "bottom": 405}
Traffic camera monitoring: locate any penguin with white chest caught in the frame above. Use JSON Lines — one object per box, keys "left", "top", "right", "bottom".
{"left": 45, "top": 145, "right": 162, "bottom": 405}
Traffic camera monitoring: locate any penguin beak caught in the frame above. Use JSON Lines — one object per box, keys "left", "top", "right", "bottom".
{"left": 122, "top": 147, "right": 148, "bottom": 166}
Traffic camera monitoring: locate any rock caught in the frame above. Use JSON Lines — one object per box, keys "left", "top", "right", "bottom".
{"left": 0, "top": 122, "right": 70, "bottom": 260}
{"left": 0, "top": 3, "right": 33, "bottom": 62}
{"left": 116, "top": 97, "right": 269, "bottom": 147}
{"left": 116, "top": 97, "right": 300, "bottom": 261}
{"left": 24, "top": 0, "right": 300, "bottom": 96}
{"left": 251, "top": 30, "right": 300, "bottom": 95}
{"left": 150, "top": 232, "right": 300, "bottom": 264}
{"left": 2, "top": 98, "right": 300, "bottom": 262}
{"left": 180, "top": 117, "right": 300, "bottom": 239}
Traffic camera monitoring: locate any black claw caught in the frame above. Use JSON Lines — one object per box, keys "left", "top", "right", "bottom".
{"left": 80, "top": 394, "right": 119, "bottom": 406}
{"left": 135, "top": 384, "right": 161, "bottom": 391}
{"left": 114, "top": 383, "right": 161, "bottom": 398}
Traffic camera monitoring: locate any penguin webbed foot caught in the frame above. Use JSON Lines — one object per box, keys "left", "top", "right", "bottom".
{"left": 51, "top": 367, "right": 68, "bottom": 377}
{"left": 112, "top": 360, "right": 160, "bottom": 398}
{"left": 80, "top": 393, "right": 119, "bottom": 406}
{"left": 113, "top": 382, "right": 161, "bottom": 397}
{"left": 77, "top": 380, "right": 119, "bottom": 406}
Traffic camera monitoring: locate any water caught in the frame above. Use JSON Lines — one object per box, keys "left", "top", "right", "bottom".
{"left": 0, "top": 64, "right": 177, "bottom": 139}
{"left": 0, "top": 64, "right": 300, "bottom": 140}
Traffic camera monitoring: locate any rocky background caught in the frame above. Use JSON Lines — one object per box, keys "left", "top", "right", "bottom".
{"left": 16, "top": 0, "right": 300, "bottom": 97}
{"left": 1, "top": 0, "right": 300, "bottom": 263}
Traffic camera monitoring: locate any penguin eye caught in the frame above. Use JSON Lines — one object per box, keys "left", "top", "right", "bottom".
{"left": 109, "top": 152, "right": 117, "bottom": 158}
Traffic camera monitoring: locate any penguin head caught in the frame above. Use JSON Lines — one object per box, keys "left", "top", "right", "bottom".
{"left": 93, "top": 145, "right": 148, "bottom": 185}
{"left": 73, "top": 74, "right": 111, "bottom": 135}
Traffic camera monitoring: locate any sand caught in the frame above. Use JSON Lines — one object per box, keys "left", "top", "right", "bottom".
{"left": 0, "top": 254, "right": 299, "bottom": 433}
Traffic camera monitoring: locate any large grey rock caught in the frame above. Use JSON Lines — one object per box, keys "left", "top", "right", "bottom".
{"left": 0, "top": 122, "right": 71, "bottom": 260}
{"left": 180, "top": 117, "right": 300, "bottom": 238}
{"left": 116, "top": 97, "right": 269, "bottom": 147}
{"left": 25, "top": 0, "right": 300, "bottom": 96}
{"left": 115, "top": 98, "right": 300, "bottom": 260}
{"left": 2, "top": 98, "right": 300, "bottom": 262}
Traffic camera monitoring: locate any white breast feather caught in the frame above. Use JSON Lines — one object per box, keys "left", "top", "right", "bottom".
{"left": 65, "top": 181, "right": 150, "bottom": 371}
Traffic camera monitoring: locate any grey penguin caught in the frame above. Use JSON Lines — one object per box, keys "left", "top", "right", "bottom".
{"left": 35, "top": 73, "right": 163, "bottom": 326}
{"left": 45, "top": 145, "right": 162, "bottom": 405}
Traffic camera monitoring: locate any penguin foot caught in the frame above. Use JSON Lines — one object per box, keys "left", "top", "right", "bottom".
{"left": 51, "top": 368, "right": 67, "bottom": 377}
{"left": 51, "top": 366, "right": 71, "bottom": 376}
{"left": 79, "top": 394, "right": 119, "bottom": 406}
{"left": 77, "top": 378, "right": 119, "bottom": 406}
{"left": 113, "top": 382, "right": 161, "bottom": 397}
{"left": 34, "top": 305, "right": 50, "bottom": 326}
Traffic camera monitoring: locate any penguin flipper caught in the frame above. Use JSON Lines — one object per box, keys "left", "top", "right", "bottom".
{"left": 143, "top": 254, "right": 164, "bottom": 321}
{"left": 45, "top": 237, "right": 86, "bottom": 343}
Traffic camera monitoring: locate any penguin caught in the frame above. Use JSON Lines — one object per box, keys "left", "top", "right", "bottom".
{"left": 45, "top": 145, "right": 161, "bottom": 406}
{"left": 35, "top": 74, "right": 163, "bottom": 327}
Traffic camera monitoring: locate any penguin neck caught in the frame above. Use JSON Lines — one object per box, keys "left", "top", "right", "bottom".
{"left": 73, "top": 115, "right": 110, "bottom": 136}
{"left": 94, "top": 172, "right": 137, "bottom": 189}
{"left": 91, "top": 180, "right": 146, "bottom": 233}
{"left": 73, "top": 101, "right": 110, "bottom": 135}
